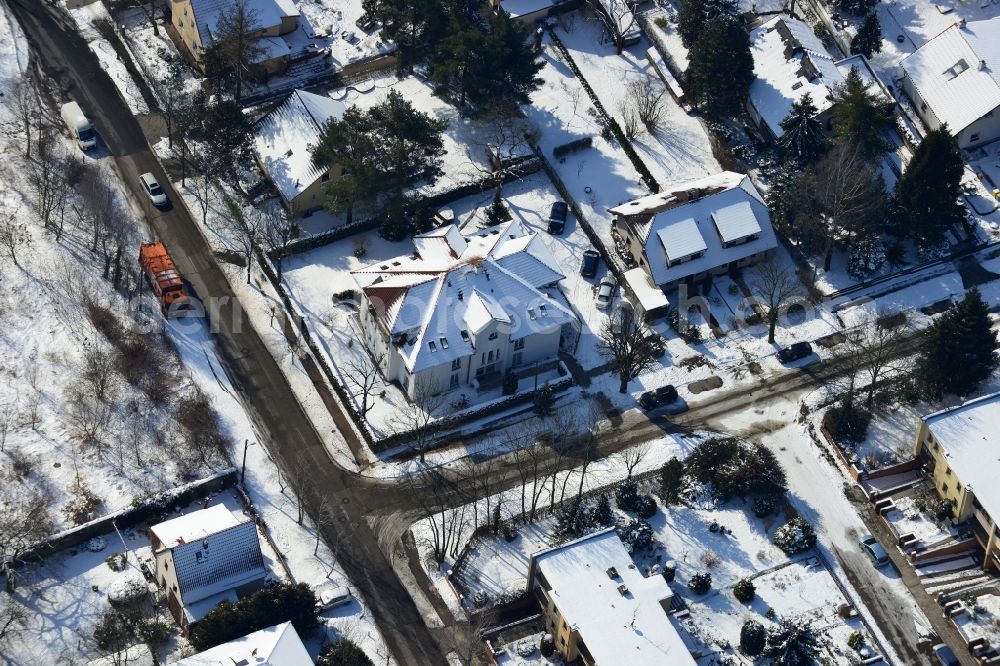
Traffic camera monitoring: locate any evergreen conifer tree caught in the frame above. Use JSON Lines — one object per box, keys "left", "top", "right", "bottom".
{"left": 850, "top": 12, "right": 883, "bottom": 59}
{"left": 893, "top": 126, "right": 965, "bottom": 247}
{"left": 830, "top": 67, "right": 895, "bottom": 160}
{"left": 765, "top": 161, "right": 799, "bottom": 231}
{"left": 590, "top": 494, "right": 615, "bottom": 526}
{"left": 917, "top": 288, "right": 998, "bottom": 398}
{"left": 556, "top": 497, "right": 590, "bottom": 539}
{"left": 684, "top": 16, "right": 754, "bottom": 119}
{"left": 676, "top": 0, "right": 739, "bottom": 48}
{"left": 659, "top": 457, "right": 685, "bottom": 505}
{"left": 485, "top": 189, "right": 508, "bottom": 226}
{"left": 839, "top": 0, "right": 879, "bottom": 15}
{"left": 778, "top": 93, "right": 826, "bottom": 165}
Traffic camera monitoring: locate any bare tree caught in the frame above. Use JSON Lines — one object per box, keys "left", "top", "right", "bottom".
{"left": 628, "top": 76, "right": 667, "bottom": 134}
{"left": 151, "top": 63, "right": 186, "bottom": 148}
{"left": 588, "top": 0, "right": 637, "bottom": 55}
{"left": 0, "top": 408, "right": 11, "bottom": 453}
{"left": 794, "top": 140, "right": 886, "bottom": 271}
{"left": 617, "top": 440, "right": 650, "bottom": 479}
{"left": 209, "top": 0, "right": 266, "bottom": 102}
{"left": 342, "top": 346, "right": 385, "bottom": 418}
{"left": 408, "top": 467, "right": 467, "bottom": 564}
{"left": 0, "top": 484, "right": 53, "bottom": 592}
{"left": 260, "top": 204, "right": 299, "bottom": 279}
{"left": 0, "top": 207, "right": 31, "bottom": 269}
{"left": 619, "top": 100, "right": 640, "bottom": 140}
{"left": 466, "top": 104, "right": 533, "bottom": 200}
{"left": 849, "top": 308, "right": 911, "bottom": 405}
{"left": 510, "top": 438, "right": 548, "bottom": 522}
{"left": 222, "top": 196, "right": 263, "bottom": 283}
{"left": 746, "top": 260, "right": 805, "bottom": 344}
{"left": 26, "top": 134, "right": 63, "bottom": 232}
{"left": 2, "top": 77, "right": 39, "bottom": 158}
{"left": 597, "top": 302, "right": 659, "bottom": 393}
{"left": 391, "top": 377, "right": 445, "bottom": 462}
{"left": 0, "top": 593, "right": 27, "bottom": 646}
{"left": 130, "top": 0, "right": 165, "bottom": 36}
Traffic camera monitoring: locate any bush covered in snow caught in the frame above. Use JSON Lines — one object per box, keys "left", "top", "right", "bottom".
{"left": 616, "top": 518, "right": 653, "bottom": 552}
{"left": 823, "top": 402, "right": 872, "bottom": 445}
{"left": 107, "top": 573, "right": 148, "bottom": 606}
{"left": 685, "top": 437, "right": 787, "bottom": 500}
{"left": 733, "top": 578, "right": 755, "bottom": 603}
{"left": 688, "top": 572, "right": 712, "bottom": 595}
{"left": 318, "top": 638, "right": 374, "bottom": 666}
{"left": 773, "top": 517, "right": 817, "bottom": 555}
{"left": 847, "top": 236, "right": 886, "bottom": 280}
{"left": 764, "top": 617, "right": 820, "bottom": 665}
{"left": 633, "top": 494, "right": 658, "bottom": 519}
{"left": 540, "top": 634, "right": 555, "bottom": 657}
{"left": 740, "top": 619, "right": 766, "bottom": 656}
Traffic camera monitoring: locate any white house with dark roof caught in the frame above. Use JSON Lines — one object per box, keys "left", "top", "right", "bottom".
{"left": 748, "top": 15, "right": 883, "bottom": 141}
{"left": 150, "top": 504, "right": 268, "bottom": 632}
{"left": 353, "top": 219, "right": 577, "bottom": 400}
{"left": 175, "top": 621, "right": 310, "bottom": 665}
{"left": 527, "top": 528, "right": 695, "bottom": 665}
{"left": 254, "top": 89, "right": 346, "bottom": 215}
{"left": 901, "top": 18, "right": 1000, "bottom": 149}
{"left": 171, "top": 0, "right": 299, "bottom": 73}
{"left": 610, "top": 172, "right": 777, "bottom": 306}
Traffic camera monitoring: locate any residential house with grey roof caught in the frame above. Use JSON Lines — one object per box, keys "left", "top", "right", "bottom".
{"left": 354, "top": 219, "right": 578, "bottom": 400}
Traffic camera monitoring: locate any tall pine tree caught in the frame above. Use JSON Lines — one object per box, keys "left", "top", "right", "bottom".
{"left": 893, "top": 126, "right": 965, "bottom": 247}
{"left": 676, "top": 0, "right": 739, "bottom": 48}
{"left": 830, "top": 66, "right": 895, "bottom": 160}
{"left": 779, "top": 93, "right": 826, "bottom": 165}
{"left": 917, "top": 288, "right": 998, "bottom": 399}
{"left": 839, "top": 0, "right": 879, "bottom": 15}
{"left": 850, "top": 13, "right": 883, "bottom": 59}
{"left": 684, "top": 16, "right": 754, "bottom": 120}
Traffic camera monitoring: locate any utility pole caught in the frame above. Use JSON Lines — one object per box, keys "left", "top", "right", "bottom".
{"left": 241, "top": 439, "right": 255, "bottom": 485}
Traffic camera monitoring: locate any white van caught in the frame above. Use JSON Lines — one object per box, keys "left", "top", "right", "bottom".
{"left": 60, "top": 101, "right": 97, "bottom": 151}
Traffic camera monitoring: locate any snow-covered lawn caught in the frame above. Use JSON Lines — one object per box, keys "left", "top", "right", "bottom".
{"left": 552, "top": 13, "right": 718, "bottom": 187}
{"left": 884, "top": 496, "right": 957, "bottom": 548}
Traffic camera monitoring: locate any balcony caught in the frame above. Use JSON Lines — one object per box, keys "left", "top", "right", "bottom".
{"left": 975, "top": 508, "right": 994, "bottom": 536}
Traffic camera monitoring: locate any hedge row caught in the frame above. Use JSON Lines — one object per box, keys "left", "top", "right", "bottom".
{"left": 269, "top": 158, "right": 541, "bottom": 260}
{"left": 545, "top": 26, "right": 660, "bottom": 193}
{"left": 373, "top": 375, "right": 574, "bottom": 454}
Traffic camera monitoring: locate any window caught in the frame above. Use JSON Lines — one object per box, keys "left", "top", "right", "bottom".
{"left": 429, "top": 341, "right": 437, "bottom": 352}
{"left": 440, "top": 337, "right": 449, "bottom": 349}
{"left": 920, "top": 102, "right": 928, "bottom": 112}
{"left": 450, "top": 373, "right": 459, "bottom": 388}
{"left": 321, "top": 172, "right": 330, "bottom": 183}
{"left": 512, "top": 352, "right": 523, "bottom": 366}
{"left": 514, "top": 338, "right": 525, "bottom": 350}
{"left": 488, "top": 350, "right": 494, "bottom": 362}
{"left": 451, "top": 358, "right": 461, "bottom": 371}
{"left": 946, "top": 467, "right": 952, "bottom": 476}
{"left": 942, "top": 483, "right": 949, "bottom": 493}
{"left": 488, "top": 331, "right": 498, "bottom": 340}
{"left": 971, "top": 133, "right": 981, "bottom": 143}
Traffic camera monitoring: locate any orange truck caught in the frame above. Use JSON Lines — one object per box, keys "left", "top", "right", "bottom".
{"left": 139, "top": 242, "right": 192, "bottom": 316}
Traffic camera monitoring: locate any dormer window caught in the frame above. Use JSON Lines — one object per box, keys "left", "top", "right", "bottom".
{"left": 429, "top": 341, "right": 437, "bottom": 352}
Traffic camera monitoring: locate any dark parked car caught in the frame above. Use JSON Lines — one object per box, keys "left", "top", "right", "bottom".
{"left": 776, "top": 341, "right": 813, "bottom": 363}
{"left": 859, "top": 534, "right": 889, "bottom": 567}
{"left": 581, "top": 249, "right": 600, "bottom": 278}
{"left": 933, "top": 643, "right": 960, "bottom": 666}
{"left": 547, "top": 201, "right": 568, "bottom": 234}
{"left": 639, "top": 385, "right": 678, "bottom": 410}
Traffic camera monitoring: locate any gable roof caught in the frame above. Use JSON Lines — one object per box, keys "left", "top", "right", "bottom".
{"left": 151, "top": 506, "right": 267, "bottom": 614}
{"left": 610, "top": 172, "right": 778, "bottom": 287}
{"left": 188, "top": 0, "right": 297, "bottom": 47}
{"left": 528, "top": 529, "right": 695, "bottom": 666}
{"left": 254, "top": 89, "right": 346, "bottom": 203}
{"left": 749, "top": 15, "right": 879, "bottom": 138}
{"left": 175, "top": 622, "right": 311, "bottom": 665}
{"left": 901, "top": 18, "right": 1000, "bottom": 134}
{"left": 353, "top": 220, "right": 574, "bottom": 373}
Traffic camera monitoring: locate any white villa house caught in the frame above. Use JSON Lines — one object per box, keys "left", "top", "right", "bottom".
{"left": 353, "top": 219, "right": 578, "bottom": 401}
{"left": 610, "top": 172, "right": 777, "bottom": 316}
{"left": 747, "top": 15, "right": 884, "bottom": 141}
{"left": 150, "top": 505, "right": 268, "bottom": 632}
{"left": 901, "top": 17, "right": 1000, "bottom": 149}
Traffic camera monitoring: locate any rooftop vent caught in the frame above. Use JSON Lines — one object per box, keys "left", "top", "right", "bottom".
{"left": 617, "top": 584, "right": 629, "bottom": 597}
{"left": 606, "top": 567, "right": 620, "bottom": 579}
{"left": 791, "top": 80, "right": 803, "bottom": 90}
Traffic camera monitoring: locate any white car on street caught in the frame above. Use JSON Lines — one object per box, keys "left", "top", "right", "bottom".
{"left": 595, "top": 274, "right": 616, "bottom": 310}
{"left": 139, "top": 172, "right": 168, "bottom": 207}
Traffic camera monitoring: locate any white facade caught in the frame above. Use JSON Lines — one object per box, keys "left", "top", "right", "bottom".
{"left": 353, "top": 220, "right": 576, "bottom": 400}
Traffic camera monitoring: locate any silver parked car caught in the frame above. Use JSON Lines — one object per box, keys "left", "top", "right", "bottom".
{"left": 315, "top": 583, "right": 353, "bottom": 611}
{"left": 859, "top": 534, "right": 889, "bottom": 567}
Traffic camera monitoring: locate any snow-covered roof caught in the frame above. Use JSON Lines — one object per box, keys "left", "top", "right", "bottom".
{"left": 528, "top": 529, "right": 695, "bottom": 666}
{"left": 189, "top": 0, "right": 298, "bottom": 47}
{"left": 623, "top": 267, "right": 669, "bottom": 311}
{"left": 175, "top": 622, "right": 311, "bottom": 665}
{"left": 500, "top": 0, "right": 555, "bottom": 18}
{"left": 254, "top": 89, "right": 346, "bottom": 203}
{"left": 924, "top": 392, "right": 1000, "bottom": 519}
{"left": 150, "top": 504, "right": 240, "bottom": 549}
{"left": 610, "top": 172, "right": 778, "bottom": 287}
{"left": 901, "top": 18, "right": 1000, "bottom": 134}
{"left": 151, "top": 505, "right": 267, "bottom": 613}
{"left": 353, "top": 219, "right": 574, "bottom": 373}
{"left": 749, "top": 16, "right": 874, "bottom": 138}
